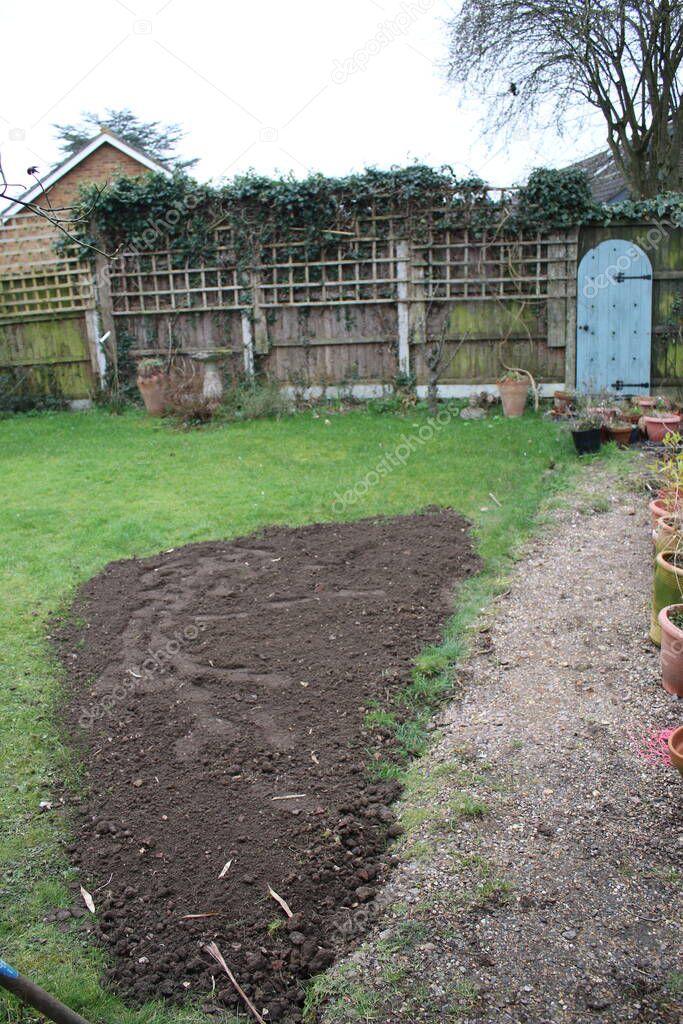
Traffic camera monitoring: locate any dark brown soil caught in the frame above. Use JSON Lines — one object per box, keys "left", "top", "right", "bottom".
{"left": 54, "top": 509, "right": 480, "bottom": 1022}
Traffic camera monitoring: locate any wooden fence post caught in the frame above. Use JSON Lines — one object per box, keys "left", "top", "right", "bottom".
{"left": 396, "top": 239, "right": 411, "bottom": 376}
{"left": 241, "top": 311, "right": 255, "bottom": 376}
{"left": 250, "top": 269, "right": 269, "bottom": 355}
{"left": 94, "top": 251, "right": 117, "bottom": 385}
{"left": 546, "top": 229, "right": 578, "bottom": 387}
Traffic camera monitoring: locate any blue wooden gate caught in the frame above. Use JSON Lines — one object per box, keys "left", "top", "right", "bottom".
{"left": 576, "top": 239, "right": 652, "bottom": 395}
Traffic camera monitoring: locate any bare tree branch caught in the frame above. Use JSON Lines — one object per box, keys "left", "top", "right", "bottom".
{"left": 445, "top": 0, "right": 683, "bottom": 197}
{"left": 0, "top": 153, "right": 117, "bottom": 257}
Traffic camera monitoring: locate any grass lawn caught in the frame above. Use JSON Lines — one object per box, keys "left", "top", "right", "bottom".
{"left": 0, "top": 405, "right": 577, "bottom": 1023}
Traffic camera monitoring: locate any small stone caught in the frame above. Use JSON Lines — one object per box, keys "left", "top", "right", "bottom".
{"left": 562, "top": 929, "right": 577, "bottom": 941}
{"left": 586, "top": 987, "right": 612, "bottom": 1010}
{"left": 132, "top": 779, "right": 143, "bottom": 788}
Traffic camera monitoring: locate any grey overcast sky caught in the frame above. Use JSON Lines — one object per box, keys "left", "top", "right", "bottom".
{"left": 1, "top": 0, "right": 608, "bottom": 190}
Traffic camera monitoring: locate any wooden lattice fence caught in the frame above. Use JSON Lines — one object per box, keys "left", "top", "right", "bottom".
{"left": 0, "top": 200, "right": 579, "bottom": 396}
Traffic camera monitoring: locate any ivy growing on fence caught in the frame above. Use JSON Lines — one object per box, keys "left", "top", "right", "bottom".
{"left": 74, "top": 162, "right": 683, "bottom": 268}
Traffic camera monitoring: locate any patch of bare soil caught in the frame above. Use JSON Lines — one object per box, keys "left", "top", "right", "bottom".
{"left": 320, "top": 465, "right": 683, "bottom": 1024}
{"left": 53, "top": 510, "right": 480, "bottom": 1022}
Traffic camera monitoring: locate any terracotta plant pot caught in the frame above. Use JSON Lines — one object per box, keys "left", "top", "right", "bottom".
{"left": 668, "top": 725, "right": 683, "bottom": 776}
{"left": 651, "top": 551, "right": 683, "bottom": 645}
{"left": 497, "top": 378, "right": 529, "bottom": 418}
{"left": 608, "top": 424, "right": 632, "bottom": 448}
{"left": 625, "top": 412, "right": 641, "bottom": 425}
{"left": 644, "top": 415, "right": 681, "bottom": 442}
{"left": 648, "top": 497, "right": 681, "bottom": 530}
{"left": 137, "top": 372, "right": 167, "bottom": 416}
{"left": 658, "top": 605, "right": 683, "bottom": 697}
{"left": 553, "top": 390, "right": 572, "bottom": 413}
{"left": 639, "top": 397, "right": 656, "bottom": 410}
{"left": 654, "top": 516, "right": 683, "bottom": 555}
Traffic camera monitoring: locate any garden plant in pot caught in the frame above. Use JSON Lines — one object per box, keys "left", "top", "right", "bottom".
{"left": 497, "top": 370, "right": 529, "bottom": 418}
{"left": 649, "top": 431, "right": 683, "bottom": 526}
{"left": 643, "top": 399, "right": 681, "bottom": 442}
{"left": 607, "top": 420, "right": 633, "bottom": 448}
{"left": 568, "top": 410, "right": 603, "bottom": 456}
{"left": 658, "top": 603, "right": 683, "bottom": 697}
{"left": 651, "top": 549, "right": 683, "bottom": 644}
{"left": 136, "top": 358, "right": 168, "bottom": 416}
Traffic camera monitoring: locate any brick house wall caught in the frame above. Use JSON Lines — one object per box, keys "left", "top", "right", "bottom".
{"left": 0, "top": 141, "right": 156, "bottom": 272}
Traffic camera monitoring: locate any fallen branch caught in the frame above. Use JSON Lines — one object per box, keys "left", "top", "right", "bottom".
{"left": 204, "top": 942, "right": 267, "bottom": 1024}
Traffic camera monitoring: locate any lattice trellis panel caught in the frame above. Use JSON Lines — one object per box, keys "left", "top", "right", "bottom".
{"left": 107, "top": 207, "right": 575, "bottom": 318}
{"left": 0, "top": 213, "right": 95, "bottom": 321}
{"left": 413, "top": 229, "right": 566, "bottom": 301}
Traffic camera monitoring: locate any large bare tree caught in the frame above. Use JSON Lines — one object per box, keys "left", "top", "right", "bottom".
{"left": 446, "top": 1, "right": 683, "bottom": 197}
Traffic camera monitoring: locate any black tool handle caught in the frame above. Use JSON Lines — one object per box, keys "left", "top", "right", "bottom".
{"left": 0, "top": 959, "right": 92, "bottom": 1024}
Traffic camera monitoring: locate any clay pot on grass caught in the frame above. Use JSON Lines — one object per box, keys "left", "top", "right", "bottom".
{"left": 667, "top": 725, "right": 683, "bottom": 776}
{"left": 651, "top": 551, "right": 683, "bottom": 645}
{"left": 497, "top": 376, "right": 529, "bottom": 418}
{"left": 658, "top": 605, "right": 683, "bottom": 697}
{"left": 644, "top": 415, "right": 681, "bottom": 443}
{"left": 136, "top": 359, "right": 167, "bottom": 416}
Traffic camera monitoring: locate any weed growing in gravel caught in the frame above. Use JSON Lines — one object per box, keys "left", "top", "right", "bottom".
{"left": 668, "top": 972, "right": 683, "bottom": 994}
{"left": 400, "top": 806, "right": 441, "bottom": 832}
{"left": 472, "top": 877, "right": 514, "bottom": 906}
{"left": 650, "top": 866, "right": 682, "bottom": 887}
{"left": 377, "top": 920, "right": 428, "bottom": 955}
{"left": 303, "top": 968, "right": 380, "bottom": 1023}
{"left": 446, "top": 980, "right": 479, "bottom": 1018}
{"left": 579, "top": 492, "right": 611, "bottom": 514}
{"left": 447, "top": 794, "right": 490, "bottom": 820}
{"left": 404, "top": 839, "right": 435, "bottom": 861}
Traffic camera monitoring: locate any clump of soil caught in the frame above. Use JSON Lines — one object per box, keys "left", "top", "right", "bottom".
{"left": 55, "top": 509, "right": 480, "bottom": 1021}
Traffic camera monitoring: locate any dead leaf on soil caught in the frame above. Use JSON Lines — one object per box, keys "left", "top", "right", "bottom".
{"left": 80, "top": 885, "right": 95, "bottom": 913}
{"left": 267, "top": 885, "right": 293, "bottom": 918}
{"left": 219, "top": 859, "right": 232, "bottom": 878}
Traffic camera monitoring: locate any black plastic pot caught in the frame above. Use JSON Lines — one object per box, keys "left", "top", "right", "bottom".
{"left": 571, "top": 427, "right": 602, "bottom": 455}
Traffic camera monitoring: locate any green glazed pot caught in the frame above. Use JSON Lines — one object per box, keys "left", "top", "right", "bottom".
{"left": 651, "top": 551, "right": 683, "bottom": 645}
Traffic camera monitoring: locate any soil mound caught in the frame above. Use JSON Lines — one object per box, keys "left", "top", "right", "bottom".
{"left": 55, "top": 509, "right": 480, "bottom": 1021}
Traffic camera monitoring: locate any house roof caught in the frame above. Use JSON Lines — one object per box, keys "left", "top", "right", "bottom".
{"left": 567, "top": 147, "right": 631, "bottom": 204}
{"left": 1, "top": 129, "right": 172, "bottom": 220}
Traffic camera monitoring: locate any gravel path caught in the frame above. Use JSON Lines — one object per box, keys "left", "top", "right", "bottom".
{"left": 319, "top": 460, "right": 682, "bottom": 1024}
